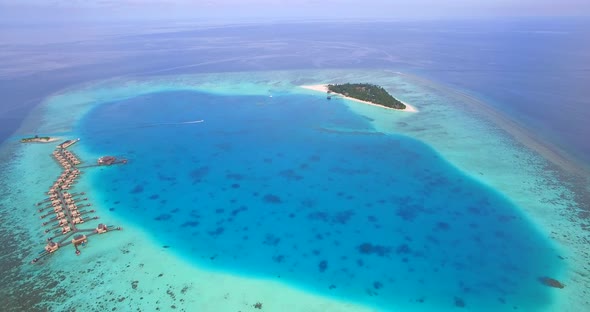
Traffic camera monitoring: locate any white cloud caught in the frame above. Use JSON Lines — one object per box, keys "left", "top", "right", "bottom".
{"left": 1, "top": 0, "right": 588, "bottom": 23}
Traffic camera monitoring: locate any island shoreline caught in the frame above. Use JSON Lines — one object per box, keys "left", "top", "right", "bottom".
{"left": 301, "top": 84, "right": 418, "bottom": 112}
{"left": 20, "top": 136, "right": 60, "bottom": 143}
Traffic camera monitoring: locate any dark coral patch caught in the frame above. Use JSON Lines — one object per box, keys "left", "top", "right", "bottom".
{"left": 149, "top": 194, "right": 160, "bottom": 200}
{"left": 307, "top": 210, "right": 354, "bottom": 224}
{"left": 263, "top": 234, "right": 281, "bottom": 246}
{"left": 373, "top": 281, "right": 383, "bottom": 289}
{"left": 436, "top": 221, "right": 450, "bottom": 230}
{"left": 154, "top": 214, "right": 172, "bottom": 221}
{"left": 130, "top": 185, "right": 144, "bottom": 194}
{"left": 358, "top": 243, "right": 391, "bottom": 257}
{"left": 333, "top": 210, "right": 355, "bottom": 224}
{"left": 263, "top": 194, "right": 282, "bottom": 204}
{"left": 231, "top": 206, "right": 248, "bottom": 216}
{"left": 454, "top": 297, "right": 466, "bottom": 308}
{"left": 318, "top": 260, "right": 328, "bottom": 272}
{"left": 180, "top": 221, "right": 199, "bottom": 228}
{"left": 396, "top": 205, "right": 419, "bottom": 221}
{"left": 538, "top": 276, "right": 565, "bottom": 289}
{"left": 189, "top": 166, "right": 210, "bottom": 183}
{"left": 497, "top": 214, "right": 517, "bottom": 223}
{"left": 208, "top": 227, "right": 225, "bottom": 236}
{"left": 279, "top": 169, "right": 303, "bottom": 181}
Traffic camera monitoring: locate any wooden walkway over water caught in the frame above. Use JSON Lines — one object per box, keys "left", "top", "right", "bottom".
{"left": 31, "top": 139, "right": 126, "bottom": 263}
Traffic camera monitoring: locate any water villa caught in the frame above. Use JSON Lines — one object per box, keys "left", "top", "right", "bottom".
{"left": 97, "top": 156, "right": 127, "bottom": 166}
{"left": 57, "top": 138, "right": 79, "bottom": 149}
{"left": 31, "top": 139, "right": 127, "bottom": 264}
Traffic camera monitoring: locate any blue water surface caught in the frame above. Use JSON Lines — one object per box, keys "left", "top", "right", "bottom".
{"left": 3, "top": 19, "right": 590, "bottom": 167}
{"left": 79, "top": 90, "right": 560, "bottom": 311}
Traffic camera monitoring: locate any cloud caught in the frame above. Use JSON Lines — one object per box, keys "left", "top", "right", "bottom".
{"left": 1, "top": 0, "right": 588, "bottom": 23}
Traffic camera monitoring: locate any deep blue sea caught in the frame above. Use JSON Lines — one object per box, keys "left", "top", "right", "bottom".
{"left": 2, "top": 18, "right": 589, "bottom": 165}
{"left": 78, "top": 90, "right": 559, "bottom": 310}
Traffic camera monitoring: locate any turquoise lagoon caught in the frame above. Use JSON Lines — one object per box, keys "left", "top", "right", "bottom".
{"left": 2, "top": 70, "right": 583, "bottom": 311}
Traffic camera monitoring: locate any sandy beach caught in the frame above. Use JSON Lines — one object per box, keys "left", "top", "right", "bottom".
{"left": 301, "top": 84, "right": 418, "bottom": 112}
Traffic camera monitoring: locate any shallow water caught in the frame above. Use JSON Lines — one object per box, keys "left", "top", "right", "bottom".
{"left": 77, "top": 90, "right": 561, "bottom": 311}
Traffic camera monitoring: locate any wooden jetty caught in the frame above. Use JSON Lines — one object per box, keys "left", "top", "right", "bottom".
{"left": 57, "top": 138, "right": 79, "bottom": 149}
{"left": 31, "top": 139, "right": 127, "bottom": 264}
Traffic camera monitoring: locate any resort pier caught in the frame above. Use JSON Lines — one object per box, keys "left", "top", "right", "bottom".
{"left": 77, "top": 156, "right": 128, "bottom": 169}
{"left": 31, "top": 139, "right": 126, "bottom": 264}
{"left": 57, "top": 138, "right": 80, "bottom": 149}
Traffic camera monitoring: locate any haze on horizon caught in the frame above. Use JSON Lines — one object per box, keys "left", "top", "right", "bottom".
{"left": 1, "top": 0, "right": 589, "bottom": 24}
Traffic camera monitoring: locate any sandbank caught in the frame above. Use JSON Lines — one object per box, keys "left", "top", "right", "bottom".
{"left": 301, "top": 84, "right": 418, "bottom": 112}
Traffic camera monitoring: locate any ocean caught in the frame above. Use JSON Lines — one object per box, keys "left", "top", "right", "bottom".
{"left": 0, "top": 18, "right": 588, "bottom": 311}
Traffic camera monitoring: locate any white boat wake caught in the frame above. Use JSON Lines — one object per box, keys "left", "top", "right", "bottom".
{"left": 179, "top": 120, "right": 205, "bottom": 124}
{"left": 86, "top": 120, "right": 205, "bottom": 135}
{"left": 141, "top": 120, "right": 205, "bottom": 127}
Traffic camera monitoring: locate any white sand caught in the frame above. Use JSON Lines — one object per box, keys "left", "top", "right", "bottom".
{"left": 21, "top": 137, "right": 60, "bottom": 143}
{"left": 301, "top": 84, "right": 418, "bottom": 112}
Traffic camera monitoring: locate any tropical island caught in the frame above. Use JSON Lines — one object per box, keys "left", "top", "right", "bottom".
{"left": 20, "top": 135, "right": 58, "bottom": 143}
{"left": 300, "top": 83, "right": 417, "bottom": 112}
{"left": 327, "top": 83, "right": 406, "bottom": 110}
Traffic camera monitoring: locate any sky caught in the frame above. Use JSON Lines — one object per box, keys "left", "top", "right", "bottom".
{"left": 0, "top": 0, "right": 589, "bottom": 24}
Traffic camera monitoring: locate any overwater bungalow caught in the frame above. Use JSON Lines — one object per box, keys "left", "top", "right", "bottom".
{"left": 32, "top": 138, "right": 125, "bottom": 263}
{"left": 45, "top": 242, "right": 59, "bottom": 253}
{"left": 72, "top": 234, "right": 87, "bottom": 245}
{"left": 97, "top": 156, "right": 117, "bottom": 165}
{"left": 57, "top": 138, "right": 80, "bottom": 149}
{"left": 96, "top": 223, "right": 108, "bottom": 234}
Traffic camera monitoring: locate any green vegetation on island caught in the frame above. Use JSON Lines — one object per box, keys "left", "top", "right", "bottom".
{"left": 20, "top": 135, "right": 56, "bottom": 143}
{"left": 327, "top": 83, "right": 406, "bottom": 110}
